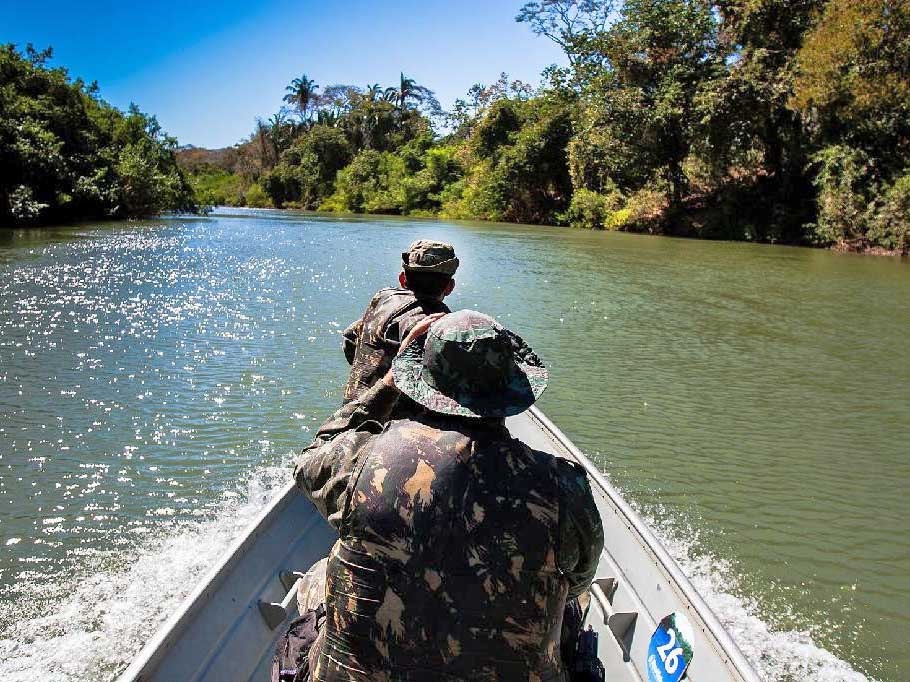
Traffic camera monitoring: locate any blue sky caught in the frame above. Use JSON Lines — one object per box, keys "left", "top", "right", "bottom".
{"left": 2, "top": 0, "right": 566, "bottom": 148}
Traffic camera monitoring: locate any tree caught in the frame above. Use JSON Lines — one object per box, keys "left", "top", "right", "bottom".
{"left": 283, "top": 74, "right": 319, "bottom": 121}
{"left": 447, "top": 73, "right": 536, "bottom": 135}
{"left": 516, "top": 0, "right": 615, "bottom": 67}
{"left": 391, "top": 73, "right": 441, "bottom": 116}
{"left": 690, "top": 0, "right": 824, "bottom": 239}
{"left": 0, "top": 43, "right": 195, "bottom": 225}
{"left": 444, "top": 96, "right": 574, "bottom": 224}
{"left": 268, "top": 110, "right": 297, "bottom": 150}
{"left": 791, "top": 0, "right": 910, "bottom": 174}
{"left": 571, "top": 0, "right": 723, "bottom": 207}
{"left": 254, "top": 119, "right": 278, "bottom": 171}
{"left": 264, "top": 125, "right": 352, "bottom": 209}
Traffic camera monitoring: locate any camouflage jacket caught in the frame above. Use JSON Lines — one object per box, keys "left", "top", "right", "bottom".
{"left": 341, "top": 288, "right": 449, "bottom": 404}
{"left": 294, "top": 382, "right": 604, "bottom": 681}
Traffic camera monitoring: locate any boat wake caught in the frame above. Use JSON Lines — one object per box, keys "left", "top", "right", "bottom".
{"left": 633, "top": 502, "right": 871, "bottom": 682}
{"left": 0, "top": 464, "right": 290, "bottom": 682}
{"left": 0, "top": 459, "right": 871, "bottom": 681}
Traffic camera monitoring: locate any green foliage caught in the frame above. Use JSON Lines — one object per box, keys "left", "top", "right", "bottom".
{"left": 868, "top": 174, "right": 910, "bottom": 254}
{"left": 564, "top": 186, "right": 624, "bottom": 229}
{"left": 792, "top": 0, "right": 910, "bottom": 159}
{"left": 809, "top": 145, "right": 910, "bottom": 253}
{"left": 264, "top": 125, "right": 352, "bottom": 208}
{"left": 573, "top": 0, "right": 723, "bottom": 206}
{"left": 444, "top": 97, "right": 574, "bottom": 224}
{"left": 0, "top": 44, "right": 196, "bottom": 226}
{"left": 512, "top": 0, "right": 907, "bottom": 251}
{"left": 809, "top": 144, "right": 873, "bottom": 246}
{"left": 323, "top": 150, "right": 406, "bottom": 213}
{"left": 244, "top": 183, "right": 271, "bottom": 208}
{"left": 190, "top": 168, "right": 246, "bottom": 206}
{"left": 316, "top": 136, "right": 466, "bottom": 216}
{"left": 791, "top": 0, "right": 910, "bottom": 219}
{"left": 623, "top": 184, "right": 668, "bottom": 228}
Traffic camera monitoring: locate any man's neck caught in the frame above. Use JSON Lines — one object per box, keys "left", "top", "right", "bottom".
{"left": 404, "top": 287, "right": 443, "bottom": 303}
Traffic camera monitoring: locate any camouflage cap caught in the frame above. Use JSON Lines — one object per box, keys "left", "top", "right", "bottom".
{"left": 392, "top": 309, "right": 548, "bottom": 418}
{"left": 401, "top": 240, "right": 459, "bottom": 275}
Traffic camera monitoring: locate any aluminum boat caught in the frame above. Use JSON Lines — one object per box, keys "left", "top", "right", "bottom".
{"left": 118, "top": 406, "right": 760, "bottom": 682}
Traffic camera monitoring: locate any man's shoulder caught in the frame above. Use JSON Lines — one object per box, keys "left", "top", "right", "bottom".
{"left": 379, "top": 416, "right": 446, "bottom": 442}
{"left": 383, "top": 293, "right": 447, "bottom": 342}
{"left": 523, "top": 448, "right": 594, "bottom": 494}
{"left": 556, "top": 456, "right": 591, "bottom": 485}
{"left": 553, "top": 457, "right": 599, "bottom": 519}
{"left": 367, "top": 417, "right": 460, "bottom": 463}
{"left": 366, "top": 286, "right": 407, "bottom": 308}
{"left": 361, "top": 288, "right": 414, "bottom": 331}
{"left": 365, "top": 287, "right": 415, "bottom": 315}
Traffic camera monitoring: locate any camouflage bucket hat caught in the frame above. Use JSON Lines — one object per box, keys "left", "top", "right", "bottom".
{"left": 392, "top": 309, "right": 548, "bottom": 418}
{"left": 402, "top": 239, "right": 459, "bottom": 275}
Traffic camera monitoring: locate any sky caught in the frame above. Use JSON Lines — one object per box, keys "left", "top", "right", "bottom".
{"left": 1, "top": 0, "right": 566, "bottom": 148}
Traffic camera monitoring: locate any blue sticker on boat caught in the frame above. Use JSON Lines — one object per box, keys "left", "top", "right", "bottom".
{"left": 647, "top": 613, "right": 694, "bottom": 682}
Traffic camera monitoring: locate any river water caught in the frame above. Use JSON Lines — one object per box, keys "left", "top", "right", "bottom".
{"left": 0, "top": 209, "right": 907, "bottom": 680}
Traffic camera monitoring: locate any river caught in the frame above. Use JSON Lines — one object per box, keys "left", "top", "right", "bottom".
{"left": 0, "top": 209, "right": 907, "bottom": 680}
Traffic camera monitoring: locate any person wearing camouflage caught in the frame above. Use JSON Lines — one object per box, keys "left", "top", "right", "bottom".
{"left": 294, "top": 310, "right": 604, "bottom": 681}
{"left": 341, "top": 240, "right": 459, "bottom": 405}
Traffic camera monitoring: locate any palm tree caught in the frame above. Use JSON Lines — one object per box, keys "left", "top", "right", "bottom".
{"left": 365, "top": 83, "right": 384, "bottom": 102}
{"left": 395, "top": 72, "right": 435, "bottom": 110}
{"left": 283, "top": 74, "right": 319, "bottom": 120}
{"left": 316, "top": 109, "right": 339, "bottom": 127}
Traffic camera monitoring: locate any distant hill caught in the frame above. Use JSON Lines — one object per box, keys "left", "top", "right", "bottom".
{"left": 176, "top": 146, "right": 241, "bottom": 174}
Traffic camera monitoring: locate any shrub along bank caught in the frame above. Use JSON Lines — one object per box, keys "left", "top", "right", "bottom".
{"left": 0, "top": 45, "right": 197, "bottom": 226}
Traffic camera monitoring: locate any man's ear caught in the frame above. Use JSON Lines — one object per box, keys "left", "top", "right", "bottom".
{"left": 444, "top": 278, "right": 455, "bottom": 297}
{"left": 398, "top": 271, "right": 408, "bottom": 288}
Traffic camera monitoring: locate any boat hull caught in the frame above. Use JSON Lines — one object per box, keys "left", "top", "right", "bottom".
{"left": 119, "top": 407, "right": 759, "bottom": 682}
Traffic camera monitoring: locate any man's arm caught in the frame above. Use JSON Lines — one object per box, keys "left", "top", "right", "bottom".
{"left": 557, "top": 459, "right": 605, "bottom": 599}
{"left": 303, "top": 312, "right": 445, "bottom": 528}
{"left": 341, "top": 318, "right": 363, "bottom": 365}
{"left": 294, "top": 379, "right": 398, "bottom": 528}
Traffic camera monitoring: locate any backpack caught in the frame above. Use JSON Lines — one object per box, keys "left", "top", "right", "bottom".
{"left": 270, "top": 604, "right": 325, "bottom": 682}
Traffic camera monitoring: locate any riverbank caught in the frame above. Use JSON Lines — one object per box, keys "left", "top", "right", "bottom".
{"left": 175, "top": 190, "right": 910, "bottom": 258}
{"left": 6, "top": 200, "right": 908, "bottom": 259}
{"left": 831, "top": 238, "right": 910, "bottom": 257}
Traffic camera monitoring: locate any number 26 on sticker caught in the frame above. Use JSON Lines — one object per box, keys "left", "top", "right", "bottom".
{"left": 647, "top": 613, "right": 694, "bottom": 682}
{"left": 656, "top": 626, "right": 684, "bottom": 673}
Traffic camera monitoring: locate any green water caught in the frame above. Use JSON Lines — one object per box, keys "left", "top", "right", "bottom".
{"left": 0, "top": 209, "right": 907, "bottom": 680}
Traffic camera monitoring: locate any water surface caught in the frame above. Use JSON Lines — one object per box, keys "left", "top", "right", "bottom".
{"left": 0, "top": 209, "right": 907, "bottom": 680}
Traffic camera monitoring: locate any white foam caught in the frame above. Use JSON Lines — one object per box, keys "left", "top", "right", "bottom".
{"left": 0, "top": 461, "right": 871, "bottom": 681}
{"left": 0, "top": 463, "right": 290, "bottom": 681}
{"left": 635, "top": 503, "right": 871, "bottom": 682}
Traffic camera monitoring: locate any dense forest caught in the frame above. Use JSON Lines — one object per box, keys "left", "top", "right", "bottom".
{"left": 4, "top": 1, "right": 909, "bottom": 254}
{"left": 0, "top": 44, "right": 196, "bottom": 226}
{"left": 180, "top": 0, "right": 909, "bottom": 253}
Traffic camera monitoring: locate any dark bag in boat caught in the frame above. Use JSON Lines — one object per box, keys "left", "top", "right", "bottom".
{"left": 569, "top": 626, "right": 606, "bottom": 682}
{"left": 562, "top": 597, "right": 605, "bottom": 682}
{"left": 271, "top": 604, "right": 325, "bottom": 682}
{"left": 561, "top": 595, "right": 585, "bottom": 670}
